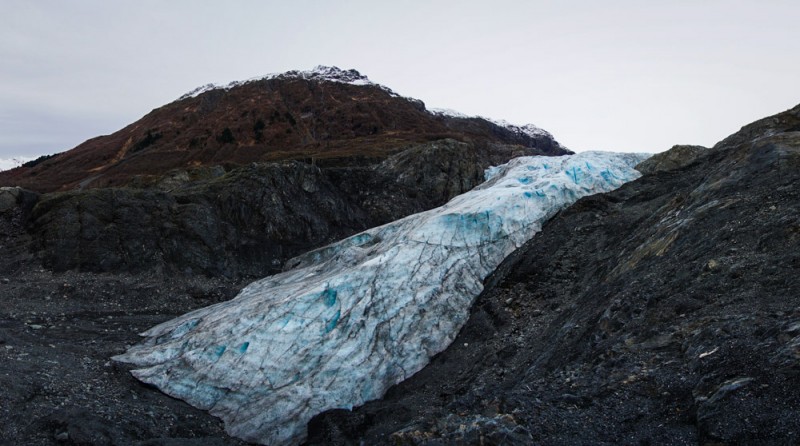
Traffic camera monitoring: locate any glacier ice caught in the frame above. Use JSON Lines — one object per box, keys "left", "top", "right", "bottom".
{"left": 113, "top": 151, "right": 649, "bottom": 445}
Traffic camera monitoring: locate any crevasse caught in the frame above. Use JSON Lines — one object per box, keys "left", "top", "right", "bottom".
{"left": 114, "top": 151, "right": 649, "bottom": 445}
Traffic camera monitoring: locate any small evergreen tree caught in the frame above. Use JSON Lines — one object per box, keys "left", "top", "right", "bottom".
{"left": 253, "top": 119, "right": 266, "bottom": 141}
{"left": 217, "top": 127, "right": 236, "bottom": 144}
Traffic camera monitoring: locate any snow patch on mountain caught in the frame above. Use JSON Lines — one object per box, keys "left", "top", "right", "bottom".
{"left": 429, "top": 107, "right": 555, "bottom": 140}
{"left": 0, "top": 157, "right": 34, "bottom": 172}
{"left": 179, "top": 66, "right": 401, "bottom": 100}
{"left": 114, "top": 151, "right": 650, "bottom": 445}
{"left": 429, "top": 107, "right": 472, "bottom": 119}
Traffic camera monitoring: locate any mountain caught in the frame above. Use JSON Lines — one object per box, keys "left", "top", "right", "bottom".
{"left": 0, "top": 67, "right": 569, "bottom": 279}
{"left": 1, "top": 67, "right": 798, "bottom": 445}
{"left": 307, "top": 104, "right": 800, "bottom": 445}
{"left": 0, "top": 66, "right": 567, "bottom": 193}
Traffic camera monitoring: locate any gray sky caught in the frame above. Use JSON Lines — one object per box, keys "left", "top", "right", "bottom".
{"left": 1, "top": 0, "right": 799, "bottom": 159}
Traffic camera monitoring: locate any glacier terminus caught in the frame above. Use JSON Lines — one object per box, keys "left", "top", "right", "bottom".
{"left": 114, "top": 151, "right": 650, "bottom": 445}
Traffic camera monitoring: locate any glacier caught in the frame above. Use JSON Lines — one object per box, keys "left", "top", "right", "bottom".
{"left": 114, "top": 151, "right": 649, "bottom": 445}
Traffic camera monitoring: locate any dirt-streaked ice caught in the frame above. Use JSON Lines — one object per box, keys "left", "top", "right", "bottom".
{"left": 114, "top": 151, "right": 649, "bottom": 445}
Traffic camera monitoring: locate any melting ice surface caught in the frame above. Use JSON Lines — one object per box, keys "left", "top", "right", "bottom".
{"left": 114, "top": 151, "right": 649, "bottom": 445}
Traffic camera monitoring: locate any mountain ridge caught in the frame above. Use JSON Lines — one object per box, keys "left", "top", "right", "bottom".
{"left": 0, "top": 66, "right": 568, "bottom": 193}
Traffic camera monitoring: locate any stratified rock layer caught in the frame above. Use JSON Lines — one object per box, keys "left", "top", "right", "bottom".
{"left": 115, "top": 152, "right": 647, "bottom": 445}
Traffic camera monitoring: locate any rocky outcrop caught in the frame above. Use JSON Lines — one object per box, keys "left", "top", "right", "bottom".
{"left": 307, "top": 105, "right": 800, "bottom": 444}
{"left": 0, "top": 187, "right": 39, "bottom": 273}
{"left": 635, "top": 144, "right": 707, "bottom": 174}
{"left": 0, "top": 186, "right": 39, "bottom": 214}
{"left": 712, "top": 103, "right": 800, "bottom": 149}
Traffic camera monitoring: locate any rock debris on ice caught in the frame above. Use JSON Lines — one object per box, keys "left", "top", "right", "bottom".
{"left": 114, "top": 151, "right": 649, "bottom": 445}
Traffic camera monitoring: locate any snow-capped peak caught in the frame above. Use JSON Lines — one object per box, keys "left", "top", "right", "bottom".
{"left": 178, "top": 66, "right": 398, "bottom": 100}
{"left": 428, "top": 107, "right": 471, "bottom": 119}
{"left": 275, "top": 65, "right": 372, "bottom": 85}
{"left": 429, "top": 108, "right": 555, "bottom": 140}
{"left": 495, "top": 120, "right": 553, "bottom": 139}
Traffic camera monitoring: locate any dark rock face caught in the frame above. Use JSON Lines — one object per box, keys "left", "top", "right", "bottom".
{"left": 27, "top": 139, "right": 525, "bottom": 278}
{"left": 0, "top": 187, "right": 39, "bottom": 272}
{"left": 0, "top": 186, "right": 39, "bottom": 214}
{"left": 307, "top": 105, "right": 800, "bottom": 444}
{"left": 30, "top": 162, "right": 366, "bottom": 278}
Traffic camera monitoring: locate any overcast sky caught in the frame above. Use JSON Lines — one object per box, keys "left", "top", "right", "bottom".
{"left": 1, "top": 0, "right": 799, "bottom": 160}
